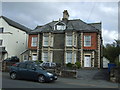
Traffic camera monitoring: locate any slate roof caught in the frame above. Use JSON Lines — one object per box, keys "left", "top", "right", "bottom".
{"left": 31, "top": 19, "right": 101, "bottom": 34}
{"left": 1, "top": 16, "right": 31, "bottom": 33}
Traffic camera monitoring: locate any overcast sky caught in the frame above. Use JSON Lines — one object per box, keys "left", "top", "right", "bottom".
{"left": 1, "top": 2, "right": 118, "bottom": 45}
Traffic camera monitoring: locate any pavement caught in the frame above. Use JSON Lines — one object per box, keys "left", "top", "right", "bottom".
{"left": 1, "top": 69, "right": 120, "bottom": 88}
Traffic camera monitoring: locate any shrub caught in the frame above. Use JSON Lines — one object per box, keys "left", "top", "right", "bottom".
{"left": 35, "top": 60, "right": 43, "bottom": 64}
{"left": 75, "top": 61, "right": 81, "bottom": 69}
{"left": 66, "top": 63, "right": 74, "bottom": 68}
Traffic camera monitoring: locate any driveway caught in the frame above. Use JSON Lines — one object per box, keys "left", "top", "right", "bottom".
{"left": 77, "top": 69, "right": 109, "bottom": 80}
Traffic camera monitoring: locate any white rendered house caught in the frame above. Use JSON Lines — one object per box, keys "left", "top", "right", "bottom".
{"left": 0, "top": 16, "right": 31, "bottom": 61}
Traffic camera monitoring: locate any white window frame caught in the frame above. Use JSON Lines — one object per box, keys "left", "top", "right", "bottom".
{"left": 23, "top": 54, "right": 28, "bottom": 61}
{"left": 74, "top": 52, "right": 76, "bottom": 64}
{"left": 66, "top": 34, "right": 73, "bottom": 46}
{"left": 42, "top": 52, "right": 53, "bottom": 62}
{"left": 57, "top": 25, "right": 66, "bottom": 30}
{"left": 84, "top": 36, "right": 91, "bottom": 47}
{"left": 74, "top": 34, "right": 77, "bottom": 47}
{"left": 43, "top": 35, "right": 49, "bottom": 46}
{"left": 66, "top": 52, "right": 72, "bottom": 64}
{"left": 42, "top": 52, "right": 49, "bottom": 62}
{"left": 31, "top": 37, "right": 38, "bottom": 47}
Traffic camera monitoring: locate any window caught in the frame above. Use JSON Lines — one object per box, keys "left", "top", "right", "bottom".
{"left": 50, "top": 35, "right": 53, "bottom": 47}
{"left": 26, "top": 64, "right": 34, "bottom": 70}
{"left": 42, "top": 52, "right": 53, "bottom": 62}
{"left": 66, "top": 35, "right": 72, "bottom": 46}
{"left": 42, "top": 52, "right": 48, "bottom": 62}
{"left": 74, "top": 52, "right": 76, "bottom": 63}
{"left": 0, "top": 40, "right": 3, "bottom": 46}
{"left": 0, "top": 28, "right": 3, "bottom": 33}
{"left": 31, "top": 37, "right": 38, "bottom": 47}
{"left": 23, "top": 55, "right": 28, "bottom": 61}
{"left": 84, "top": 36, "right": 91, "bottom": 47}
{"left": 43, "top": 36, "right": 49, "bottom": 46}
{"left": 19, "top": 63, "right": 26, "bottom": 69}
{"left": 74, "top": 34, "right": 77, "bottom": 46}
{"left": 57, "top": 25, "right": 65, "bottom": 30}
{"left": 66, "top": 52, "right": 72, "bottom": 63}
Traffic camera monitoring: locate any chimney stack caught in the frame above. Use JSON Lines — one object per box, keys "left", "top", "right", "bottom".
{"left": 62, "top": 10, "right": 69, "bottom": 20}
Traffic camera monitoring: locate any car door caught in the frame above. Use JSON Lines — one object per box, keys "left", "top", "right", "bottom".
{"left": 18, "top": 63, "right": 27, "bottom": 79}
{"left": 26, "top": 64, "right": 38, "bottom": 80}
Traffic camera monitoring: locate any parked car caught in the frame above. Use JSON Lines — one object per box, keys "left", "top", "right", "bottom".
{"left": 3, "top": 56, "right": 19, "bottom": 62}
{"left": 40, "top": 62, "right": 56, "bottom": 68}
{"left": 9, "top": 61, "right": 57, "bottom": 83}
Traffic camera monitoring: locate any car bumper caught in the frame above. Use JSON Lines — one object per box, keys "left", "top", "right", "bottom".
{"left": 46, "top": 75, "right": 57, "bottom": 82}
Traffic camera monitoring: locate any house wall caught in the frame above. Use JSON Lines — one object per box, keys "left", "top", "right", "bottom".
{"left": 0, "top": 18, "right": 28, "bottom": 59}
{"left": 28, "top": 34, "right": 38, "bottom": 49}
{"left": 83, "top": 32, "right": 98, "bottom": 49}
{"left": 53, "top": 33, "right": 65, "bottom": 49}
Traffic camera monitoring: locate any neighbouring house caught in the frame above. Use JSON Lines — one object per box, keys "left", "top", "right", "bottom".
{"left": 0, "top": 16, "right": 31, "bottom": 62}
{"left": 22, "top": 10, "right": 103, "bottom": 68}
{"left": 103, "top": 57, "right": 110, "bottom": 68}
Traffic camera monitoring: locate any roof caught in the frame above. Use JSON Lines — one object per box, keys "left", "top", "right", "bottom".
{"left": 31, "top": 19, "right": 101, "bottom": 33}
{"left": 1, "top": 16, "right": 31, "bottom": 33}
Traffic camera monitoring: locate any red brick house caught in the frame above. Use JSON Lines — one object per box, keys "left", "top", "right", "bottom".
{"left": 22, "top": 10, "right": 102, "bottom": 68}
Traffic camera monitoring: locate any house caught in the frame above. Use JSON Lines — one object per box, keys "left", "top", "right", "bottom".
{"left": 22, "top": 10, "right": 103, "bottom": 68}
{"left": 0, "top": 16, "right": 31, "bottom": 61}
{"left": 103, "top": 57, "right": 110, "bottom": 68}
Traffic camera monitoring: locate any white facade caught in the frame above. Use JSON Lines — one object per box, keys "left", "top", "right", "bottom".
{"left": 103, "top": 57, "right": 110, "bottom": 68}
{"left": 0, "top": 17, "right": 28, "bottom": 60}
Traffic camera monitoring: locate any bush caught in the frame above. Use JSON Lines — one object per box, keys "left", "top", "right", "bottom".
{"left": 75, "top": 61, "right": 81, "bottom": 69}
{"left": 35, "top": 60, "right": 43, "bottom": 64}
{"left": 66, "top": 63, "right": 74, "bottom": 68}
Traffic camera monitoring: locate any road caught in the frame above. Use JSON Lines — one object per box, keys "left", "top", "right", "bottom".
{"left": 2, "top": 71, "right": 119, "bottom": 88}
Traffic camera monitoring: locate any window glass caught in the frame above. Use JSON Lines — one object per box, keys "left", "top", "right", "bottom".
{"left": 84, "top": 36, "right": 91, "bottom": 47}
{"left": 19, "top": 63, "right": 26, "bottom": 69}
{"left": 0, "top": 40, "right": 3, "bottom": 46}
{"left": 66, "top": 52, "right": 72, "bottom": 63}
{"left": 74, "top": 34, "right": 77, "bottom": 46}
{"left": 31, "top": 37, "right": 38, "bottom": 47}
{"left": 26, "top": 64, "right": 34, "bottom": 70}
{"left": 42, "top": 52, "right": 48, "bottom": 62}
{"left": 43, "top": 36, "right": 49, "bottom": 46}
{"left": 0, "top": 28, "right": 3, "bottom": 33}
{"left": 66, "top": 35, "right": 72, "bottom": 46}
{"left": 57, "top": 25, "right": 65, "bottom": 30}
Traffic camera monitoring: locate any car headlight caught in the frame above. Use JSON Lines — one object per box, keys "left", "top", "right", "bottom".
{"left": 47, "top": 72, "right": 53, "bottom": 76}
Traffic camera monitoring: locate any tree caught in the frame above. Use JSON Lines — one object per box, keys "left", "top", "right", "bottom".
{"left": 103, "top": 40, "right": 120, "bottom": 63}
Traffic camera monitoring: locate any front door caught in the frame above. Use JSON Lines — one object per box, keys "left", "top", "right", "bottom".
{"left": 84, "top": 55, "right": 91, "bottom": 67}
{"left": 32, "top": 54, "right": 37, "bottom": 61}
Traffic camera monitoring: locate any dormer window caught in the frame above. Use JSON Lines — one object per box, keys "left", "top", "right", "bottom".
{"left": 57, "top": 25, "right": 66, "bottom": 30}
{"left": 54, "top": 21, "right": 66, "bottom": 30}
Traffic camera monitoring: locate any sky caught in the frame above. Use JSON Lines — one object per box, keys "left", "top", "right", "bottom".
{"left": 1, "top": 1, "right": 118, "bottom": 45}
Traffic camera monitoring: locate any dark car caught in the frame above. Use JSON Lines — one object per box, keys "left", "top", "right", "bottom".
{"left": 9, "top": 61, "right": 57, "bottom": 83}
{"left": 3, "top": 56, "right": 19, "bottom": 62}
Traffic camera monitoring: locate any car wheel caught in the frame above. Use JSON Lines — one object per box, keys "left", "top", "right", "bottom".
{"left": 10, "top": 72, "right": 17, "bottom": 80}
{"left": 38, "top": 75, "right": 45, "bottom": 83}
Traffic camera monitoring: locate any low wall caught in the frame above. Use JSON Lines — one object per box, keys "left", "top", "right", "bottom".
{"left": 110, "top": 67, "right": 120, "bottom": 83}
{"left": 47, "top": 69, "right": 77, "bottom": 78}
